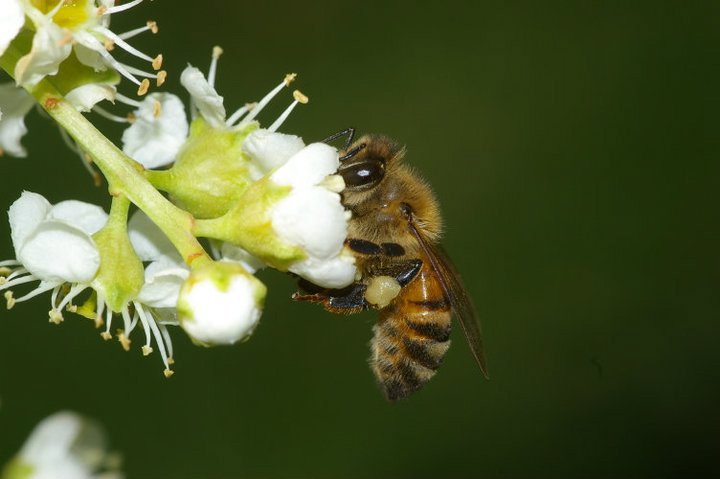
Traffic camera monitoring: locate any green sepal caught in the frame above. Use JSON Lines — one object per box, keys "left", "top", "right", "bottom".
{"left": 153, "top": 118, "right": 259, "bottom": 219}
{"left": 75, "top": 290, "right": 98, "bottom": 320}
{"left": 90, "top": 201, "right": 144, "bottom": 313}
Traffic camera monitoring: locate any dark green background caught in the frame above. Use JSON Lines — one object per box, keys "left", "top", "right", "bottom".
{"left": 1, "top": 1, "right": 719, "bottom": 478}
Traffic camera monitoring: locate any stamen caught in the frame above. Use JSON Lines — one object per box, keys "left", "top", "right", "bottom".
{"left": 94, "top": 26, "right": 156, "bottom": 63}
{"left": 56, "top": 284, "right": 87, "bottom": 312}
{"left": 0, "top": 260, "right": 21, "bottom": 268}
{"left": 160, "top": 324, "right": 174, "bottom": 360}
{"left": 0, "top": 273, "right": 36, "bottom": 291}
{"left": 92, "top": 106, "right": 130, "bottom": 123}
{"left": 49, "top": 309, "right": 64, "bottom": 324}
{"left": 136, "top": 304, "right": 173, "bottom": 374}
{"left": 115, "top": 93, "right": 143, "bottom": 108}
{"left": 153, "top": 100, "right": 161, "bottom": 118}
{"left": 152, "top": 54, "right": 163, "bottom": 71}
{"left": 5, "top": 291, "right": 15, "bottom": 309}
{"left": 118, "top": 331, "right": 131, "bottom": 351}
{"left": 240, "top": 76, "right": 295, "bottom": 125}
{"left": 103, "top": 0, "right": 145, "bottom": 15}
{"left": 101, "top": 306, "right": 113, "bottom": 340}
{"left": 226, "top": 102, "right": 256, "bottom": 126}
{"left": 117, "top": 21, "right": 158, "bottom": 41}
{"left": 268, "top": 90, "right": 308, "bottom": 132}
{"left": 138, "top": 79, "right": 150, "bottom": 96}
{"left": 156, "top": 70, "right": 167, "bottom": 87}
{"left": 13, "top": 282, "right": 56, "bottom": 303}
{"left": 208, "top": 46, "right": 223, "bottom": 88}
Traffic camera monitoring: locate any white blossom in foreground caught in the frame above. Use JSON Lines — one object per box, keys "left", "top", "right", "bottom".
{"left": 177, "top": 262, "right": 266, "bottom": 346}
{"left": 269, "top": 143, "right": 356, "bottom": 288}
{"left": 0, "top": 84, "right": 36, "bottom": 157}
{"left": 121, "top": 92, "right": 189, "bottom": 168}
{"left": 0, "top": 192, "right": 106, "bottom": 320}
{"left": 0, "top": 411, "right": 122, "bottom": 479}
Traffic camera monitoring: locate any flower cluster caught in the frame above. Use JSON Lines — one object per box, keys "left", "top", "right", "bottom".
{"left": 1, "top": 0, "right": 165, "bottom": 157}
{"left": 0, "top": 43, "right": 357, "bottom": 376}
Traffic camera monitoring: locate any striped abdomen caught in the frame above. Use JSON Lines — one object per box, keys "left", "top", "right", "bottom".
{"left": 369, "top": 260, "right": 452, "bottom": 401}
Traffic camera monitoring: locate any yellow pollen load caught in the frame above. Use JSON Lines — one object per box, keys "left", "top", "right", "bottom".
{"left": 33, "top": 0, "right": 93, "bottom": 30}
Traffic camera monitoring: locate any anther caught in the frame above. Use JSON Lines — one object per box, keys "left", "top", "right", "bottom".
{"left": 137, "top": 79, "right": 150, "bottom": 96}
{"left": 213, "top": 46, "right": 224, "bottom": 59}
{"left": 48, "top": 309, "right": 64, "bottom": 324}
{"left": 153, "top": 100, "right": 161, "bottom": 118}
{"left": 293, "top": 90, "right": 309, "bottom": 104}
{"left": 147, "top": 20, "right": 158, "bottom": 33}
{"left": 152, "top": 54, "right": 163, "bottom": 70}
{"left": 164, "top": 368, "right": 174, "bottom": 378}
{"left": 104, "top": 39, "right": 115, "bottom": 51}
{"left": 156, "top": 70, "right": 167, "bottom": 87}
{"left": 118, "top": 332, "right": 131, "bottom": 351}
{"left": 101, "top": 331, "right": 112, "bottom": 340}
{"left": 142, "top": 345, "right": 153, "bottom": 356}
{"left": 284, "top": 73, "right": 297, "bottom": 86}
{"left": 4, "top": 291, "right": 15, "bottom": 310}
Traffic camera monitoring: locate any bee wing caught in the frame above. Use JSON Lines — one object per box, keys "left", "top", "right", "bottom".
{"left": 409, "top": 223, "right": 489, "bottom": 379}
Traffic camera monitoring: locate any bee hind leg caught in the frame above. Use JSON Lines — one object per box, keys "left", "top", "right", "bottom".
{"left": 292, "top": 279, "right": 368, "bottom": 315}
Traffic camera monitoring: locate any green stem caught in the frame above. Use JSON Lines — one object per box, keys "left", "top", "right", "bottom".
{"left": 1, "top": 44, "right": 211, "bottom": 268}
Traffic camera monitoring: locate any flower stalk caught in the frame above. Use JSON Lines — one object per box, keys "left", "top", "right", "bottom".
{"left": 1, "top": 41, "right": 210, "bottom": 269}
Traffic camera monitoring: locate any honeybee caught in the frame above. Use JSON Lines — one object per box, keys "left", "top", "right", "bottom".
{"left": 293, "top": 129, "right": 488, "bottom": 401}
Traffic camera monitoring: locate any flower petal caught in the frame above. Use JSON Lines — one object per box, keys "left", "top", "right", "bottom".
{"left": 48, "top": 200, "right": 108, "bottom": 235}
{"left": 8, "top": 191, "right": 51, "bottom": 256}
{"left": 15, "top": 22, "right": 73, "bottom": 87}
{"left": 121, "top": 92, "right": 189, "bottom": 168}
{"left": 0, "top": 0, "right": 24, "bottom": 58}
{"left": 180, "top": 65, "right": 226, "bottom": 128}
{"left": 242, "top": 129, "right": 305, "bottom": 173}
{"left": 178, "top": 263, "right": 265, "bottom": 346}
{"left": 272, "top": 188, "right": 347, "bottom": 259}
{"left": 219, "top": 242, "right": 266, "bottom": 274}
{"left": 0, "top": 83, "right": 36, "bottom": 157}
{"left": 137, "top": 257, "right": 189, "bottom": 309}
{"left": 65, "top": 83, "right": 116, "bottom": 112}
{"left": 270, "top": 143, "right": 339, "bottom": 187}
{"left": 289, "top": 252, "right": 356, "bottom": 289}
{"left": 128, "top": 210, "right": 178, "bottom": 261}
{"left": 18, "top": 220, "right": 100, "bottom": 283}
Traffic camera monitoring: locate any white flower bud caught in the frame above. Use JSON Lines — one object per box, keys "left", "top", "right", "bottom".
{"left": 177, "top": 262, "right": 266, "bottom": 346}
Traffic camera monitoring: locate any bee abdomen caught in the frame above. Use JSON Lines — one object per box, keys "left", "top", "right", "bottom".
{"left": 370, "top": 309, "right": 452, "bottom": 401}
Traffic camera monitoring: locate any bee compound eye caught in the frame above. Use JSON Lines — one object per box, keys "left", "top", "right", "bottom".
{"left": 340, "top": 159, "right": 385, "bottom": 189}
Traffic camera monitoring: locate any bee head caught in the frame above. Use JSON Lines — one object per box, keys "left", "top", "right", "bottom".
{"left": 337, "top": 134, "right": 404, "bottom": 193}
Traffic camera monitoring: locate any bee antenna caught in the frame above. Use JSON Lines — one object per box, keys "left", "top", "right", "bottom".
{"left": 321, "top": 127, "right": 356, "bottom": 149}
{"left": 340, "top": 142, "right": 367, "bottom": 162}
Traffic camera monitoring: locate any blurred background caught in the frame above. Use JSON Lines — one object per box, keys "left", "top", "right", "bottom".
{"left": 1, "top": 1, "right": 719, "bottom": 477}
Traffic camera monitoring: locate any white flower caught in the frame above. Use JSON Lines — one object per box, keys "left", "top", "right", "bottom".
{"left": 0, "top": 192, "right": 106, "bottom": 321}
{"left": 269, "top": 143, "right": 356, "bottom": 288}
{"left": 177, "top": 262, "right": 266, "bottom": 346}
{"left": 12, "top": 0, "right": 164, "bottom": 95}
{"left": 242, "top": 129, "right": 305, "bottom": 175}
{"left": 121, "top": 92, "right": 189, "bottom": 168}
{"left": 0, "top": 84, "right": 36, "bottom": 157}
{"left": 2, "top": 411, "right": 123, "bottom": 479}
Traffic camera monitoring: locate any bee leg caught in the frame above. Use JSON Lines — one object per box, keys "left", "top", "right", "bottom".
{"left": 370, "top": 259, "right": 423, "bottom": 287}
{"left": 293, "top": 280, "right": 369, "bottom": 315}
{"left": 321, "top": 127, "right": 355, "bottom": 149}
